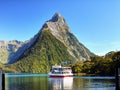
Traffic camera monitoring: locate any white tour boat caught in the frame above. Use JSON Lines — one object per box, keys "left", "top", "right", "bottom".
{"left": 48, "top": 65, "right": 73, "bottom": 77}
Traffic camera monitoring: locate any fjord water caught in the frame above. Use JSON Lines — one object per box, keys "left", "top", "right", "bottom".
{"left": 5, "top": 74, "right": 115, "bottom": 90}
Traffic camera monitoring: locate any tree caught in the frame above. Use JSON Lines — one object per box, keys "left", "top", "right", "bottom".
{"left": 112, "top": 51, "right": 120, "bottom": 68}
{"left": 71, "top": 63, "right": 83, "bottom": 73}
{"left": 82, "top": 61, "right": 93, "bottom": 74}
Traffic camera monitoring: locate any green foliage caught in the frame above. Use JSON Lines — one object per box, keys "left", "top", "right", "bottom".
{"left": 90, "top": 56, "right": 113, "bottom": 75}
{"left": 112, "top": 51, "right": 120, "bottom": 67}
{"left": 9, "top": 30, "right": 74, "bottom": 73}
{"left": 70, "top": 52, "right": 120, "bottom": 76}
{"left": 105, "top": 51, "right": 116, "bottom": 58}
{"left": 82, "top": 61, "right": 93, "bottom": 74}
{"left": 70, "top": 62, "right": 83, "bottom": 73}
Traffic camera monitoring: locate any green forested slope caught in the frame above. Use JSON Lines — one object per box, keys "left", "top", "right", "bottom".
{"left": 9, "top": 30, "right": 74, "bottom": 73}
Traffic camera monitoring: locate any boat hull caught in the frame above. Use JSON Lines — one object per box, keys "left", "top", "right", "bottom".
{"left": 49, "top": 75, "right": 73, "bottom": 78}
{"left": 48, "top": 73, "right": 73, "bottom": 78}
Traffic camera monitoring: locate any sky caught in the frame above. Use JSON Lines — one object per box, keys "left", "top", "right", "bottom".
{"left": 0, "top": 0, "right": 120, "bottom": 55}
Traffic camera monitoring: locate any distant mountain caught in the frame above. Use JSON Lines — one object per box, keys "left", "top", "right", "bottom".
{"left": 7, "top": 13, "right": 94, "bottom": 73}
{"left": 8, "top": 34, "right": 39, "bottom": 64}
{"left": 0, "top": 40, "right": 23, "bottom": 64}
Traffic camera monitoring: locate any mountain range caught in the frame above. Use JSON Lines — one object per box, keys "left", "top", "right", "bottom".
{"left": 0, "top": 13, "right": 94, "bottom": 73}
{"left": 0, "top": 40, "right": 23, "bottom": 64}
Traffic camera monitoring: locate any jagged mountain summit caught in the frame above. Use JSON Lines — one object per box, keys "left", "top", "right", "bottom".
{"left": 8, "top": 13, "right": 94, "bottom": 73}
{"left": 43, "top": 13, "right": 93, "bottom": 61}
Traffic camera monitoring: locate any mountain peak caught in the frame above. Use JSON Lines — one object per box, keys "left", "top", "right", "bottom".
{"left": 49, "top": 13, "right": 65, "bottom": 22}
{"left": 41, "top": 13, "right": 70, "bottom": 34}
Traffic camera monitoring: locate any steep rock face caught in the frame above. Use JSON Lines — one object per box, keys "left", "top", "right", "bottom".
{"left": 43, "top": 13, "right": 93, "bottom": 61}
{"left": 0, "top": 40, "right": 23, "bottom": 64}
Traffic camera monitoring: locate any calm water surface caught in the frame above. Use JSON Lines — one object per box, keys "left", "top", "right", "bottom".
{"left": 5, "top": 73, "right": 115, "bottom": 90}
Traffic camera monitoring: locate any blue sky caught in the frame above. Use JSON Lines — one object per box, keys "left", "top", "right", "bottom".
{"left": 0, "top": 0, "right": 120, "bottom": 55}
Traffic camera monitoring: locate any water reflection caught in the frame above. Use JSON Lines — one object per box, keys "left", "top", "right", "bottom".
{"left": 73, "top": 77, "right": 115, "bottom": 90}
{"left": 5, "top": 74, "right": 49, "bottom": 90}
{"left": 49, "top": 77, "right": 73, "bottom": 90}
{"left": 5, "top": 74, "right": 115, "bottom": 90}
